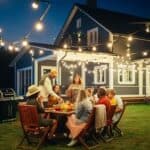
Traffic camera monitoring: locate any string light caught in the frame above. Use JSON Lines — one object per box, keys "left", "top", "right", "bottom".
{"left": 22, "top": 38, "right": 28, "bottom": 47}
{"left": 78, "top": 47, "right": 82, "bottom": 52}
{"left": 63, "top": 44, "right": 68, "bottom": 49}
{"left": 15, "top": 47, "right": 19, "bottom": 52}
{"left": 39, "top": 50, "right": 44, "bottom": 55}
{"left": 92, "top": 46, "right": 97, "bottom": 51}
{"left": 35, "top": 21, "right": 44, "bottom": 31}
{"left": 107, "top": 42, "right": 113, "bottom": 48}
{"left": 128, "top": 35, "right": 133, "bottom": 42}
{"left": 143, "top": 51, "right": 148, "bottom": 56}
{"left": 32, "top": 1, "right": 39, "bottom": 10}
{"left": 0, "top": 40, "right": 5, "bottom": 46}
{"left": 8, "top": 45, "right": 13, "bottom": 51}
{"left": 145, "top": 25, "right": 150, "bottom": 33}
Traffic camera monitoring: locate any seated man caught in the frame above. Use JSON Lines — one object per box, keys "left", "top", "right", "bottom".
{"left": 107, "top": 89, "right": 123, "bottom": 123}
{"left": 26, "top": 85, "right": 57, "bottom": 139}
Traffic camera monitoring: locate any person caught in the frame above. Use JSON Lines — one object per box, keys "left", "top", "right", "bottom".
{"left": 86, "top": 88, "right": 95, "bottom": 105}
{"left": 53, "top": 84, "right": 61, "bottom": 96}
{"left": 66, "top": 73, "right": 83, "bottom": 103}
{"left": 97, "top": 87, "right": 111, "bottom": 116}
{"left": 39, "top": 69, "right": 62, "bottom": 105}
{"left": 66, "top": 89, "right": 93, "bottom": 147}
{"left": 26, "top": 85, "right": 57, "bottom": 139}
{"left": 96, "top": 87, "right": 112, "bottom": 138}
{"left": 107, "top": 89, "right": 124, "bottom": 123}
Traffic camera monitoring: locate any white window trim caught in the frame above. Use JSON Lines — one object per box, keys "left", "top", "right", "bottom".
{"left": 41, "top": 66, "right": 56, "bottom": 77}
{"left": 17, "top": 66, "right": 32, "bottom": 95}
{"left": 118, "top": 65, "right": 135, "bottom": 84}
{"left": 87, "top": 27, "right": 98, "bottom": 46}
{"left": 94, "top": 65, "right": 107, "bottom": 84}
{"left": 76, "top": 18, "right": 82, "bottom": 29}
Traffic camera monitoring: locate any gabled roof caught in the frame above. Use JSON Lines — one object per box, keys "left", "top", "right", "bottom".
{"left": 9, "top": 42, "right": 56, "bottom": 67}
{"left": 55, "top": 3, "right": 150, "bottom": 45}
{"left": 77, "top": 4, "right": 150, "bottom": 38}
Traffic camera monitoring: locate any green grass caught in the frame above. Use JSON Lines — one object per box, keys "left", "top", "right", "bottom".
{"left": 0, "top": 104, "right": 150, "bottom": 150}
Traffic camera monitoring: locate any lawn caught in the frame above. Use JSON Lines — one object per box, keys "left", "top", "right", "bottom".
{"left": 0, "top": 104, "right": 150, "bottom": 150}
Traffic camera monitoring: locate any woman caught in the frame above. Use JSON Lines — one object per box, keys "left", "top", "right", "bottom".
{"left": 66, "top": 73, "right": 83, "bottom": 103}
{"left": 26, "top": 85, "right": 57, "bottom": 139}
{"left": 66, "top": 89, "right": 93, "bottom": 147}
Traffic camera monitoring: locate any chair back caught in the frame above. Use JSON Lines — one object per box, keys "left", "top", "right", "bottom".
{"left": 107, "top": 105, "right": 116, "bottom": 125}
{"left": 18, "top": 104, "right": 39, "bottom": 132}
{"left": 78, "top": 108, "right": 96, "bottom": 136}
{"left": 114, "top": 102, "right": 126, "bottom": 125}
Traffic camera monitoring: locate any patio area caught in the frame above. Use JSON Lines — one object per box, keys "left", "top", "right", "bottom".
{"left": 0, "top": 104, "right": 150, "bottom": 150}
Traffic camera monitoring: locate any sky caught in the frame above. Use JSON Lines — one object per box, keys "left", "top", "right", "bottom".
{"left": 0, "top": 0, "right": 150, "bottom": 44}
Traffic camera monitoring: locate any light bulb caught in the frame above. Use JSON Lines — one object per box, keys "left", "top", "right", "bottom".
{"left": 35, "top": 21, "right": 44, "bottom": 31}
{"left": 22, "top": 39, "right": 28, "bottom": 47}
{"left": 32, "top": 2, "right": 39, "bottom": 9}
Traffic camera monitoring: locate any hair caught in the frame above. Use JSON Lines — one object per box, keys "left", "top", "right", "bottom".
{"left": 107, "top": 89, "right": 116, "bottom": 96}
{"left": 78, "top": 89, "right": 87, "bottom": 102}
{"left": 86, "top": 88, "right": 93, "bottom": 95}
{"left": 97, "top": 88, "right": 106, "bottom": 98}
{"left": 72, "top": 74, "right": 82, "bottom": 84}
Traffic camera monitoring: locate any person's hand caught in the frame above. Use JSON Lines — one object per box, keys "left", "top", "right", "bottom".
{"left": 57, "top": 97, "right": 64, "bottom": 103}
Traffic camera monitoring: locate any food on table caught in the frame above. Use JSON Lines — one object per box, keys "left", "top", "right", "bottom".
{"left": 53, "top": 102, "right": 74, "bottom": 111}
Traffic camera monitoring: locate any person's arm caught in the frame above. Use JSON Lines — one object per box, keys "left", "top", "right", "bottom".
{"left": 115, "top": 96, "right": 123, "bottom": 112}
{"left": 44, "top": 77, "right": 59, "bottom": 98}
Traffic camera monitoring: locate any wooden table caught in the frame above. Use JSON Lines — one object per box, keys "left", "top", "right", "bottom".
{"left": 44, "top": 108, "right": 74, "bottom": 115}
{"left": 44, "top": 108, "right": 75, "bottom": 135}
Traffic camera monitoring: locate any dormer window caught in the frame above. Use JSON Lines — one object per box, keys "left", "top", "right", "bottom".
{"left": 87, "top": 27, "right": 98, "bottom": 46}
{"left": 76, "top": 18, "right": 82, "bottom": 29}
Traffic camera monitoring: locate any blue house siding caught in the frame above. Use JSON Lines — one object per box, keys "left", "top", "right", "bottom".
{"left": 59, "top": 9, "right": 111, "bottom": 52}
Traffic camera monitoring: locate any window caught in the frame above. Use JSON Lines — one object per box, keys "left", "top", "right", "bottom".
{"left": 118, "top": 65, "right": 135, "bottom": 84}
{"left": 76, "top": 18, "right": 82, "bottom": 29}
{"left": 41, "top": 66, "right": 56, "bottom": 76}
{"left": 17, "top": 67, "right": 32, "bottom": 95}
{"left": 94, "top": 65, "right": 107, "bottom": 84}
{"left": 87, "top": 27, "right": 98, "bottom": 46}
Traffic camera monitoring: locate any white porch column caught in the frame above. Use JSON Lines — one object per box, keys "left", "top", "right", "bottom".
{"left": 138, "top": 63, "right": 143, "bottom": 95}
{"left": 56, "top": 58, "right": 61, "bottom": 85}
{"left": 34, "top": 60, "right": 38, "bottom": 85}
{"left": 109, "top": 57, "right": 114, "bottom": 88}
{"left": 81, "top": 63, "right": 86, "bottom": 88}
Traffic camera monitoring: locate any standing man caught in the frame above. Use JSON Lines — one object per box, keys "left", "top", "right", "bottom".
{"left": 39, "top": 69, "right": 62, "bottom": 103}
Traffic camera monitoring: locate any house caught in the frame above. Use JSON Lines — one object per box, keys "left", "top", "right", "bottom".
{"left": 10, "top": 0, "right": 150, "bottom": 96}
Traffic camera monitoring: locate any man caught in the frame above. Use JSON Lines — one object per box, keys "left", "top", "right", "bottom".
{"left": 39, "top": 69, "right": 62, "bottom": 103}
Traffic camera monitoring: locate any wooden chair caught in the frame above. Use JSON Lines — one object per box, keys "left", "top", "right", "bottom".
{"left": 17, "top": 104, "right": 51, "bottom": 150}
{"left": 112, "top": 103, "right": 126, "bottom": 136}
{"left": 77, "top": 108, "right": 101, "bottom": 150}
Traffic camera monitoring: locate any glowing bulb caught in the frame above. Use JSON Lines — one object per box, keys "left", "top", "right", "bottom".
{"left": 107, "top": 42, "right": 113, "bottom": 48}
{"left": 35, "top": 21, "right": 44, "bottom": 31}
{"left": 63, "top": 44, "right": 68, "bottom": 49}
{"left": 32, "top": 2, "right": 39, "bottom": 9}
{"left": 39, "top": 50, "right": 44, "bottom": 55}
{"left": 146, "top": 26, "right": 150, "bottom": 33}
{"left": 22, "top": 39, "right": 28, "bottom": 47}
{"left": 78, "top": 47, "right": 82, "bottom": 52}
{"left": 15, "top": 47, "right": 19, "bottom": 52}
{"left": 143, "top": 51, "right": 148, "bottom": 56}
{"left": 0, "top": 41, "right": 5, "bottom": 46}
{"left": 126, "top": 53, "right": 131, "bottom": 57}
{"left": 29, "top": 50, "right": 34, "bottom": 55}
{"left": 8, "top": 45, "right": 13, "bottom": 51}
{"left": 128, "top": 36, "right": 133, "bottom": 42}
{"left": 92, "top": 46, "right": 97, "bottom": 51}
{"left": 0, "top": 28, "right": 2, "bottom": 33}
